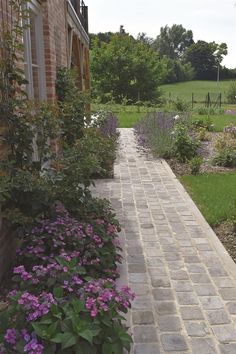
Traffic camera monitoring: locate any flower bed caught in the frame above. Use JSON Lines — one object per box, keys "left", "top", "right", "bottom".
{"left": 0, "top": 204, "right": 134, "bottom": 354}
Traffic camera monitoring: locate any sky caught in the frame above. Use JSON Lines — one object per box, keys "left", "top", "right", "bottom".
{"left": 86, "top": 0, "right": 236, "bottom": 68}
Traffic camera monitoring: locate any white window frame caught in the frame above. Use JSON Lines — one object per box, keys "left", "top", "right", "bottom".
{"left": 24, "top": 0, "right": 46, "bottom": 101}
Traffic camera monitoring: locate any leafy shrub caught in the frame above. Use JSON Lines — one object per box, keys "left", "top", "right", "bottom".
{"left": 56, "top": 67, "right": 88, "bottom": 147}
{"left": 213, "top": 136, "right": 236, "bottom": 167}
{"left": 0, "top": 205, "right": 134, "bottom": 354}
{"left": 194, "top": 127, "right": 208, "bottom": 141}
{"left": 189, "top": 157, "right": 203, "bottom": 175}
{"left": 172, "top": 98, "right": 190, "bottom": 112}
{"left": 226, "top": 81, "right": 236, "bottom": 104}
{"left": 191, "top": 117, "right": 214, "bottom": 132}
{"left": 16, "top": 204, "right": 121, "bottom": 278}
{"left": 172, "top": 123, "right": 199, "bottom": 162}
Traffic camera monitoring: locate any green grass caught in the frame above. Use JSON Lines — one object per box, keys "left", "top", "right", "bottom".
{"left": 191, "top": 114, "right": 236, "bottom": 132}
{"left": 117, "top": 112, "right": 145, "bottom": 128}
{"left": 180, "top": 173, "right": 236, "bottom": 225}
{"left": 161, "top": 80, "right": 234, "bottom": 102}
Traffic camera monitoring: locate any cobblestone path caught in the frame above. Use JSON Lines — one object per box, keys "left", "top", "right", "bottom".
{"left": 92, "top": 128, "right": 236, "bottom": 354}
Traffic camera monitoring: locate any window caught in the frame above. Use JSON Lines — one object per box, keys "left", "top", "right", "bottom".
{"left": 24, "top": 1, "right": 46, "bottom": 101}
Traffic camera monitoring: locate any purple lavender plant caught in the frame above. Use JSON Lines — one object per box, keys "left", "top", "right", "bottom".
{"left": 100, "top": 112, "right": 119, "bottom": 137}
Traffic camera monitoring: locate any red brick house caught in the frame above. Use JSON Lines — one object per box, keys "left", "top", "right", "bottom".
{"left": 0, "top": 0, "right": 90, "bottom": 101}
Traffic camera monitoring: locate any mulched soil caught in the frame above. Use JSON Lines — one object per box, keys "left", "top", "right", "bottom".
{"left": 214, "top": 222, "right": 236, "bottom": 262}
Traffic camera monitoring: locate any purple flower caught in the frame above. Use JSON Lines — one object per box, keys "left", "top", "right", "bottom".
{"left": 4, "top": 328, "right": 17, "bottom": 345}
{"left": 24, "top": 338, "right": 44, "bottom": 354}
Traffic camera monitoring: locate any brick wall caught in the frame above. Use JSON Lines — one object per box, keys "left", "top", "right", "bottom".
{"left": 42, "top": 0, "right": 68, "bottom": 101}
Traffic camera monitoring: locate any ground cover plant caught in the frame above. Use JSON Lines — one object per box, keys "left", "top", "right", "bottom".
{"left": 0, "top": 204, "right": 135, "bottom": 354}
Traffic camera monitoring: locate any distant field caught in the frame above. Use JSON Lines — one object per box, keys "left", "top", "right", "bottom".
{"left": 160, "top": 80, "right": 234, "bottom": 102}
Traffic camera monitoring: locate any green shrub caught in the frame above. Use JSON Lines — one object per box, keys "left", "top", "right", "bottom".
{"left": 189, "top": 157, "right": 203, "bottom": 175}
{"left": 226, "top": 81, "right": 236, "bottom": 104}
{"left": 172, "top": 123, "right": 199, "bottom": 162}
{"left": 213, "top": 136, "right": 236, "bottom": 167}
{"left": 191, "top": 117, "right": 214, "bottom": 131}
{"left": 172, "top": 98, "right": 190, "bottom": 112}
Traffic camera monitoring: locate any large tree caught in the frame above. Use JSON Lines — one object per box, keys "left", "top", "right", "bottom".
{"left": 154, "top": 24, "right": 194, "bottom": 59}
{"left": 184, "top": 40, "right": 228, "bottom": 80}
{"left": 90, "top": 34, "right": 161, "bottom": 102}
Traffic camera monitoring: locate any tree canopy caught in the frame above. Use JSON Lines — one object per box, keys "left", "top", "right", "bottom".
{"left": 90, "top": 34, "right": 161, "bottom": 103}
{"left": 154, "top": 24, "right": 194, "bottom": 59}
{"left": 90, "top": 24, "right": 232, "bottom": 103}
{"left": 184, "top": 41, "right": 228, "bottom": 80}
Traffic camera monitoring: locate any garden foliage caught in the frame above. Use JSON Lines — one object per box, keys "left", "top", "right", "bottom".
{"left": 0, "top": 3, "right": 133, "bottom": 353}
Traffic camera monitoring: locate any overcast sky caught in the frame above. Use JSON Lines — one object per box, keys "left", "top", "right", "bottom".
{"left": 86, "top": 0, "right": 236, "bottom": 68}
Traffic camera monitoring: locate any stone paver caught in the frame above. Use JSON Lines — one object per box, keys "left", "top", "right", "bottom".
{"left": 92, "top": 129, "right": 236, "bottom": 353}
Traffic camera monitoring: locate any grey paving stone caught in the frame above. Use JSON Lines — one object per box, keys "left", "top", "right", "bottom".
{"left": 153, "top": 288, "right": 174, "bottom": 301}
{"left": 190, "top": 273, "right": 211, "bottom": 283}
{"left": 155, "top": 301, "right": 177, "bottom": 315}
{"left": 227, "top": 302, "right": 236, "bottom": 315}
{"left": 177, "top": 292, "right": 199, "bottom": 305}
{"left": 133, "top": 325, "right": 158, "bottom": 343}
{"left": 194, "top": 284, "right": 217, "bottom": 296}
{"left": 145, "top": 248, "right": 162, "bottom": 257}
{"left": 185, "top": 322, "right": 210, "bottom": 337}
{"left": 184, "top": 255, "right": 201, "bottom": 263}
{"left": 165, "top": 252, "right": 182, "bottom": 261}
{"left": 148, "top": 267, "right": 167, "bottom": 276}
{"left": 170, "top": 270, "right": 189, "bottom": 280}
{"left": 128, "top": 264, "right": 146, "bottom": 273}
{"left": 129, "top": 284, "right": 150, "bottom": 296}
{"left": 127, "top": 247, "right": 143, "bottom": 255}
{"left": 200, "top": 296, "right": 224, "bottom": 310}
{"left": 191, "top": 338, "right": 216, "bottom": 354}
{"left": 212, "top": 324, "right": 236, "bottom": 343}
{"left": 173, "top": 280, "right": 193, "bottom": 292}
{"left": 180, "top": 306, "right": 204, "bottom": 320}
{"left": 151, "top": 276, "right": 171, "bottom": 288}
{"left": 158, "top": 316, "right": 182, "bottom": 332}
{"left": 127, "top": 255, "right": 145, "bottom": 264}
{"left": 133, "top": 343, "right": 161, "bottom": 354}
{"left": 132, "top": 311, "right": 155, "bottom": 324}
{"left": 206, "top": 310, "right": 231, "bottom": 325}
{"left": 186, "top": 264, "right": 206, "bottom": 273}
{"left": 208, "top": 266, "right": 228, "bottom": 277}
{"left": 132, "top": 298, "right": 153, "bottom": 310}
{"left": 214, "top": 277, "right": 235, "bottom": 288}
{"left": 219, "top": 288, "right": 236, "bottom": 301}
{"left": 161, "top": 333, "right": 188, "bottom": 352}
{"left": 146, "top": 257, "right": 164, "bottom": 267}
{"left": 129, "top": 274, "right": 148, "bottom": 283}
{"left": 219, "top": 343, "right": 236, "bottom": 354}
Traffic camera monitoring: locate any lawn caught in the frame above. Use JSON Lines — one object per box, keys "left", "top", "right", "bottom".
{"left": 161, "top": 80, "right": 233, "bottom": 102}
{"left": 191, "top": 113, "right": 236, "bottom": 132}
{"left": 180, "top": 173, "right": 236, "bottom": 226}
{"left": 91, "top": 103, "right": 152, "bottom": 128}
{"left": 118, "top": 112, "right": 146, "bottom": 128}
